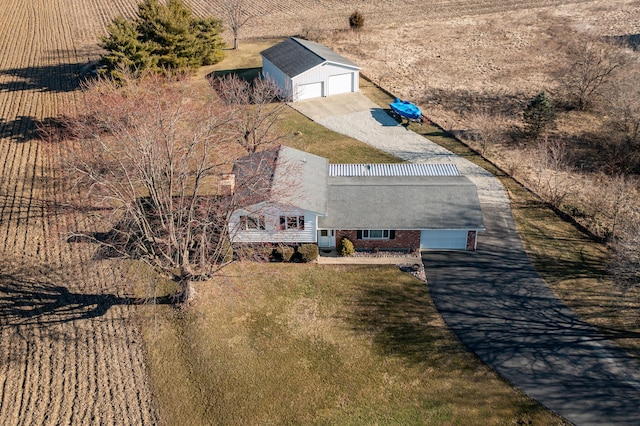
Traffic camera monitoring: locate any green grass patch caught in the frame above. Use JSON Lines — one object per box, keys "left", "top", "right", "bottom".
{"left": 140, "top": 263, "right": 561, "bottom": 425}
{"left": 278, "top": 107, "right": 400, "bottom": 163}
{"left": 359, "top": 75, "right": 396, "bottom": 108}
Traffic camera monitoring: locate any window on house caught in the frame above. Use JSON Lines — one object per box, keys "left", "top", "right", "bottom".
{"left": 240, "top": 215, "right": 265, "bottom": 230}
{"left": 362, "top": 230, "right": 390, "bottom": 239}
{"left": 279, "top": 215, "right": 305, "bottom": 230}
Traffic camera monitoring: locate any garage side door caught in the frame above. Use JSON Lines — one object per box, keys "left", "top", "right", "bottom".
{"left": 420, "top": 230, "right": 468, "bottom": 250}
{"left": 297, "top": 82, "right": 323, "bottom": 100}
{"left": 328, "top": 73, "right": 353, "bottom": 96}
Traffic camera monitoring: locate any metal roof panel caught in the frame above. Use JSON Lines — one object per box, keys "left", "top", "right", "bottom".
{"left": 328, "top": 163, "right": 460, "bottom": 177}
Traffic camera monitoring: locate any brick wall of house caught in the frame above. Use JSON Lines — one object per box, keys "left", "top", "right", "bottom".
{"left": 466, "top": 230, "right": 477, "bottom": 250}
{"left": 336, "top": 230, "right": 421, "bottom": 252}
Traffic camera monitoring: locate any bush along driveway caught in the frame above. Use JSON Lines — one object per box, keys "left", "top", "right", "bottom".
{"left": 292, "top": 93, "right": 640, "bottom": 425}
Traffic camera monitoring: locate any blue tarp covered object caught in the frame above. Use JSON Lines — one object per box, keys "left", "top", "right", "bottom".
{"left": 389, "top": 98, "right": 422, "bottom": 121}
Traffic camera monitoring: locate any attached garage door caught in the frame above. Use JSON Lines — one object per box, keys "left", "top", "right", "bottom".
{"left": 297, "top": 82, "right": 323, "bottom": 100}
{"left": 420, "top": 230, "right": 468, "bottom": 250}
{"left": 328, "top": 73, "right": 353, "bottom": 96}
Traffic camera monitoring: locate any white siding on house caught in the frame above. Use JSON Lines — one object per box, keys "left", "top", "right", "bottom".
{"left": 290, "top": 63, "right": 359, "bottom": 101}
{"left": 230, "top": 202, "right": 319, "bottom": 244}
{"left": 261, "top": 58, "right": 292, "bottom": 99}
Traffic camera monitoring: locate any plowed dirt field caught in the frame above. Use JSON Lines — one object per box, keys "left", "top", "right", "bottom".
{"left": 1, "top": 0, "right": 637, "bottom": 424}
{"left": 0, "top": 0, "right": 156, "bottom": 424}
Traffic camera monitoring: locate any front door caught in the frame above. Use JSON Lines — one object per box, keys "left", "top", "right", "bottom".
{"left": 317, "top": 229, "right": 336, "bottom": 248}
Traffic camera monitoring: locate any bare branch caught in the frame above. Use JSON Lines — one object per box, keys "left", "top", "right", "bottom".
{"left": 223, "top": 0, "right": 254, "bottom": 50}
{"left": 52, "top": 71, "right": 285, "bottom": 302}
{"left": 214, "top": 73, "right": 289, "bottom": 154}
{"left": 559, "top": 38, "right": 628, "bottom": 111}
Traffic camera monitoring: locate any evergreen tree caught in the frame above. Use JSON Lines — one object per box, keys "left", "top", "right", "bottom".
{"left": 100, "top": 0, "right": 224, "bottom": 77}
{"left": 100, "top": 17, "right": 154, "bottom": 74}
{"left": 523, "top": 91, "right": 556, "bottom": 137}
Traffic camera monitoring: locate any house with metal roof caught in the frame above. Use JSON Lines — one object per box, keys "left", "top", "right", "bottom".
{"left": 261, "top": 37, "right": 360, "bottom": 101}
{"left": 229, "top": 146, "right": 485, "bottom": 251}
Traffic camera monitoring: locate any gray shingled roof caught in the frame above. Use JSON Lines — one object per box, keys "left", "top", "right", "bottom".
{"left": 272, "top": 146, "right": 327, "bottom": 214}
{"left": 233, "top": 146, "right": 328, "bottom": 214}
{"left": 318, "top": 176, "right": 485, "bottom": 230}
{"left": 261, "top": 37, "right": 359, "bottom": 78}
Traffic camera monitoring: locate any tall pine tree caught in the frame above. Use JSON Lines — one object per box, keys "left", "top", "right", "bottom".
{"left": 100, "top": 0, "right": 224, "bottom": 77}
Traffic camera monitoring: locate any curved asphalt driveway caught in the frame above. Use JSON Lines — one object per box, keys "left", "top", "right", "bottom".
{"left": 425, "top": 204, "right": 640, "bottom": 425}
{"left": 292, "top": 93, "right": 640, "bottom": 425}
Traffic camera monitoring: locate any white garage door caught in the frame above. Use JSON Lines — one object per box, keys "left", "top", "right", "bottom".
{"left": 420, "top": 230, "right": 468, "bottom": 250}
{"left": 297, "top": 82, "right": 323, "bottom": 100}
{"left": 328, "top": 73, "right": 353, "bottom": 96}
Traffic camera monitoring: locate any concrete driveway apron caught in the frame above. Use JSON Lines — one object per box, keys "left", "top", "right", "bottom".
{"left": 292, "top": 93, "right": 640, "bottom": 425}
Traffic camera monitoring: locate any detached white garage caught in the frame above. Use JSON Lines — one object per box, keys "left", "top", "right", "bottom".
{"left": 261, "top": 37, "right": 360, "bottom": 101}
{"left": 297, "top": 82, "right": 323, "bottom": 100}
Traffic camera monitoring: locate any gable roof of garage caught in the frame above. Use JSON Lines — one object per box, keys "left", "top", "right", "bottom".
{"left": 261, "top": 37, "right": 360, "bottom": 78}
{"left": 318, "top": 176, "right": 485, "bottom": 230}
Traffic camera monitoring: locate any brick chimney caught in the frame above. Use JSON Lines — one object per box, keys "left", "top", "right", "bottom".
{"left": 218, "top": 173, "right": 236, "bottom": 196}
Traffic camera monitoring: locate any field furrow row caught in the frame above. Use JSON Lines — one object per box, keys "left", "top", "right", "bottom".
{"left": 0, "top": 0, "right": 157, "bottom": 424}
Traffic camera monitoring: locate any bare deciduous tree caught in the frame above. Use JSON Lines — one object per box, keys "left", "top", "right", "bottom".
{"left": 223, "top": 0, "right": 253, "bottom": 50}
{"left": 531, "top": 137, "right": 574, "bottom": 207}
{"left": 608, "top": 68, "right": 640, "bottom": 148}
{"left": 609, "top": 209, "right": 640, "bottom": 294}
{"left": 603, "top": 174, "right": 636, "bottom": 241}
{"left": 214, "top": 73, "right": 288, "bottom": 154}
{"left": 559, "top": 39, "right": 627, "bottom": 111}
{"left": 469, "top": 109, "right": 507, "bottom": 155}
{"left": 47, "top": 72, "right": 284, "bottom": 302}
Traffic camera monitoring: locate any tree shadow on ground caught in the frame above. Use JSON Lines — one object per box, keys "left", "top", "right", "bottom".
{"left": 419, "top": 87, "right": 527, "bottom": 118}
{"left": 0, "top": 257, "right": 171, "bottom": 328}
{"left": 603, "top": 34, "right": 640, "bottom": 51}
{"left": 424, "top": 245, "right": 640, "bottom": 424}
{"left": 0, "top": 113, "right": 75, "bottom": 143}
{"left": 0, "top": 116, "right": 42, "bottom": 142}
{"left": 0, "top": 61, "right": 86, "bottom": 94}
{"left": 345, "top": 274, "right": 470, "bottom": 368}
{"left": 207, "top": 67, "right": 262, "bottom": 83}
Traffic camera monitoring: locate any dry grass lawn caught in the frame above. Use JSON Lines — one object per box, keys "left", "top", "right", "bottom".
{"left": 142, "top": 263, "right": 565, "bottom": 425}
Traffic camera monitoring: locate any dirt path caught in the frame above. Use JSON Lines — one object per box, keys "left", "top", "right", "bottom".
{"left": 0, "top": 0, "right": 156, "bottom": 424}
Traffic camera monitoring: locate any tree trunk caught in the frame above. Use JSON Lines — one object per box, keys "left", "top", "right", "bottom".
{"left": 174, "top": 277, "right": 194, "bottom": 303}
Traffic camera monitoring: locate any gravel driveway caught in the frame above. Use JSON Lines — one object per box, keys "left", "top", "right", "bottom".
{"left": 291, "top": 93, "right": 640, "bottom": 425}
{"left": 293, "top": 92, "right": 509, "bottom": 206}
